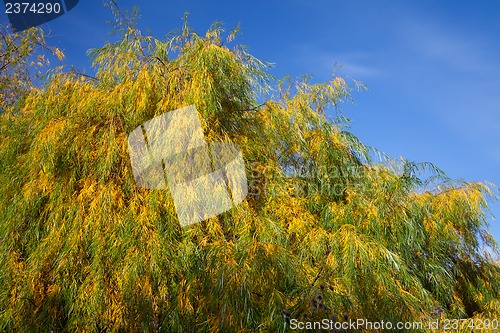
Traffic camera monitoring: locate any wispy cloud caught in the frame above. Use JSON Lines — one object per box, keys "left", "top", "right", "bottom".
{"left": 336, "top": 59, "right": 381, "bottom": 79}
{"left": 287, "top": 45, "right": 381, "bottom": 81}
{"left": 390, "top": 15, "right": 500, "bottom": 165}
{"left": 396, "top": 15, "right": 500, "bottom": 73}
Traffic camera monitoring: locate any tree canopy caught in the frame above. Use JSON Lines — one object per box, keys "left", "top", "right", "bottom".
{"left": 0, "top": 10, "right": 499, "bottom": 333}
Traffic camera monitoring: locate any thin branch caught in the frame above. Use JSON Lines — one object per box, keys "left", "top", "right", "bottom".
{"left": 67, "top": 68, "right": 98, "bottom": 81}
{"left": 311, "top": 266, "right": 324, "bottom": 287}
{"left": 20, "top": 297, "right": 36, "bottom": 307}
{"left": 240, "top": 101, "right": 268, "bottom": 112}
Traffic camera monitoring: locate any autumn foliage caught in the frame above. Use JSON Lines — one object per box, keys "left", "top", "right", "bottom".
{"left": 0, "top": 12, "right": 499, "bottom": 333}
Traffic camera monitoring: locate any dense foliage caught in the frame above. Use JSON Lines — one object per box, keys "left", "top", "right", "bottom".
{"left": 1, "top": 12, "right": 499, "bottom": 332}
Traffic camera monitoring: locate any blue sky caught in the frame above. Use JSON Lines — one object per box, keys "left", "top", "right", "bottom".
{"left": 2, "top": 1, "right": 499, "bottom": 252}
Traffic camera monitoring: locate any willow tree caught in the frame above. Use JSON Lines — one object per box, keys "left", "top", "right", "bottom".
{"left": 1, "top": 11, "right": 499, "bottom": 333}
{"left": 0, "top": 24, "right": 64, "bottom": 111}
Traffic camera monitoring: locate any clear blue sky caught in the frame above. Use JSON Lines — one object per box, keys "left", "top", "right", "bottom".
{"left": 2, "top": 1, "right": 499, "bottom": 252}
